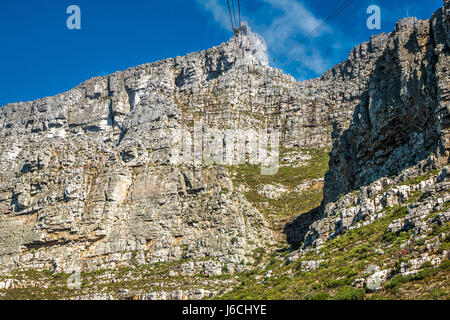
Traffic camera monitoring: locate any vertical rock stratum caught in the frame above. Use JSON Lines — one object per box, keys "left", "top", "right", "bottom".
{"left": 0, "top": 1, "right": 448, "bottom": 300}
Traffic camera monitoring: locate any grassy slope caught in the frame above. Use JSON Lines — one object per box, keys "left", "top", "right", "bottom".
{"left": 0, "top": 260, "right": 238, "bottom": 300}
{"left": 217, "top": 205, "right": 449, "bottom": 300}
{"left": 217, "top": 168, "right": 450, "bottom": 300}
{"left": 228, "top": 148, "right": 329, "bottom": 223}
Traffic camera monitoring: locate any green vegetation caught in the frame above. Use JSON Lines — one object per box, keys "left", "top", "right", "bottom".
{"left": 228, "top": 148, "right": 329, "bottom": 220}
{"left": 216, "top": 199, "right": 449, "bottom": 300}
{"left": 385, "top": 260, "right": 448, "bottom": 292}
{"left": 334, "top": 286, "right": 366, "bottom": 300}
{"left": 0, "top": 258, "right": 236, "bottom": 300}
{"left": 229, "top": 148, "right": 330, "bottom": 190}
{"left": 399, "top": 169, "right": 440, "bottom": 186}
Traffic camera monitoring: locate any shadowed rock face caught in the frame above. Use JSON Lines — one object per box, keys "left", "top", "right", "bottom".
{"left": 323, "top": 2, "right": 450, "bottom": 205}
{"left": 291, "top": 1, "right": 450, "bottom": 250}
{"left": 0, "top": 2, "right": 448, "bottom": 276}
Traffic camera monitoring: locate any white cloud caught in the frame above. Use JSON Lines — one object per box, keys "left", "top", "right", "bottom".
{"left": 290, "top": 46, "right": 328, "bottom": 75}
{"left": 260, "top": 0, "right": 324, "bottom": 44}
{"left": 194, "top": 0, "right": 339, "bottom": 79}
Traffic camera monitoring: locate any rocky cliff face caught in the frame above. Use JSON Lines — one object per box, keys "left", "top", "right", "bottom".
{"left": 295, "top": 0, "right": 450, "bottom": 249}
{"left": 0, "top": 1, "right": 449, "bottom": 300}
{"left": 324, "top": 4, "right": 450, "bottom": 205}
{"left": 0, "top": 24, "right": 285, "bottom": 274}
{"left": 0, "top": 21, "right": 360, "bottom": 274}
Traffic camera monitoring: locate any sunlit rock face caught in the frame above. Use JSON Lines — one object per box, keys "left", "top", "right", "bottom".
{"left": 238, "top": 22, "right": 269, "bottom": 67}
{"left": 0, "top": 18, "right": 359, "bottom": 275}
{"left": 0, "top": 25, "right": 283, "bottom": 274}
{"left": 0, "top": 1, "right": 448, "bottom": 279}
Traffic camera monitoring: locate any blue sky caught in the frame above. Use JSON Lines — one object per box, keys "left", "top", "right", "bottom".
{"left": 0, "top": 0, "right": 443, "bottom": 106}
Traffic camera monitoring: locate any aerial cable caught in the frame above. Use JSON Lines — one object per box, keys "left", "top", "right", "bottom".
{"left": 302, "top": 0, "right": 354, "bottom": 41}
{"left": 301, "top": 0, "right": 354, "bottom": 42}
{"left": 231, "top": 0, "right": 237, "bottom": 29}
{"left": 227, "top": 0, "right": 236, "bottom": 32}
{"left": 238, "top": 0, "right": 242, "bottom": 29}
{"left": 343, "top": 0, "right": 366, "bottom": 21}
{"left": 226, "top": 0, "right": 242, "bottom": 35}
{"left": 302, "top": 0, "right": 353, "bottom": 41}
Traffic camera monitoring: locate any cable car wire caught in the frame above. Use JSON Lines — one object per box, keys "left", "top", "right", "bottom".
{"left": 227, "top": 0, "right": 236, "bottom": 32}
{"left": 226, "top": 0, "right": 242, "bottom": 35}
{"left": 232, "top": 0, "right": 237, "bottom": 28}
{"left": 301, "top": 0, "right": 355, "bottom": 42}
{"left": 238, "top": 0, "right": 241, "bottom": 29}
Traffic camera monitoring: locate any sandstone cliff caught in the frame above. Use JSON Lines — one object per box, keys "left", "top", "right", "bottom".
{"left": 0, "top": 1, "right": 449, "bottom": 301}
